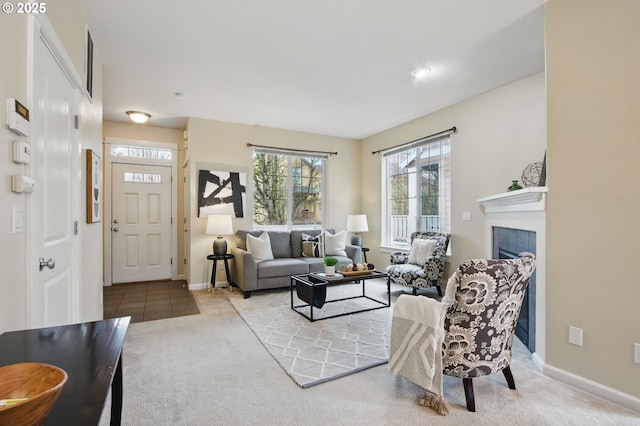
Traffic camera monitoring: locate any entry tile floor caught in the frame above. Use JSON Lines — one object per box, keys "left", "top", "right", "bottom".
{"left": 103, "top": 280, "right": 200, "bottom": 323}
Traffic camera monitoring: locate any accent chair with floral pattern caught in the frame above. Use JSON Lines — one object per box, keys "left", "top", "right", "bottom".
{"left": 443, "top": 253, "right": 536, "bottom": 412}
{"left": 385, "top": 232, "right": 451, "bottom": 296}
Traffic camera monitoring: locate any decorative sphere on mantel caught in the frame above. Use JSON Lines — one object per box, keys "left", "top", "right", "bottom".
{"left": 521, "top": 162, "right": 544, "bottom": 187}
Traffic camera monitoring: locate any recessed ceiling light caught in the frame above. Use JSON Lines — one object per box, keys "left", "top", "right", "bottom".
{"left": 126, "top": 111, "right": 151, "bottom": 124}
{"left": 411, "top": 67, "right": 431, "bottom": 79}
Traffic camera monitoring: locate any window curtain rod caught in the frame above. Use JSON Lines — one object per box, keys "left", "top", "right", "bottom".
{"left": 247, "top": 143, "right": 337, "bottom": 156}
{"left": 371, "top": 126, "right": 456, "bottom": 155}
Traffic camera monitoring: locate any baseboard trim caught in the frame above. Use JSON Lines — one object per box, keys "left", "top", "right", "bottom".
{"left": 531, "top": 352, "right": 544, "bottom": 372}
{"left": 542, "top": 362, "right": 640, "bottom": 413}
{"left": 188, "top": 282, "right": 229, "bottom": 291}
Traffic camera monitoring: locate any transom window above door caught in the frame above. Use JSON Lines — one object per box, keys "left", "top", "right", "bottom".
{"left": 111, "top": 145, "right": 173, "bottom": 160}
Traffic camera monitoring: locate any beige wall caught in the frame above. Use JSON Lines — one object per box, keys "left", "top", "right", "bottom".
{"left": 78, "top": 37, "right": 104, "bottom": 322}
{"left": 545, "top": 0, "right": 640, "bottom": 399}
{"left": 0, "top": 7, "right": 103, "bottom": 331}
{"left": 46, "top": 1, "right": 87, "bottom": 77}
{"left": 361, "top": 73, "right": 546, "bottom": 270}
{"left": 102, "top": 121, "right": 186, "bottom": 277}
{"left": 186, "top": 118, "right": 360, "bottom": 286}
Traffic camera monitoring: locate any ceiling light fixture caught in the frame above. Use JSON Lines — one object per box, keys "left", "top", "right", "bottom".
{"left": 411, "top": 67, "right": 431, "bottom": 79}
{"left": 126, "top": 111, "right": 151, "bottom": 124}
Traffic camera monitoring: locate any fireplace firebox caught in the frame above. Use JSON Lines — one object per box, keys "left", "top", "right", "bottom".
{"left": 492, "top": 227, "right": 536, "bottom": 353}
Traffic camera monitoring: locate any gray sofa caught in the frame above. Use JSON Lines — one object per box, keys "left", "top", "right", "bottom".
{"left": 231, "top": 229, "right": 362, "bottom": 298}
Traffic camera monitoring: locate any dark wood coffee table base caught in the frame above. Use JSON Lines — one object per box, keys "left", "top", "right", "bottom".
{"left": 290, "top": 272, "right": 390, "bottom": 321}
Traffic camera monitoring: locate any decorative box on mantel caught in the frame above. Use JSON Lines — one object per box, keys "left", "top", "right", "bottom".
{"left": 477, "top": 187, "right": 548, "bottom": 213}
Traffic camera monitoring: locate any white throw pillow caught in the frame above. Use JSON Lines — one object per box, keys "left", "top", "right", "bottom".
{"left": 246, "top": 232, "right": 274, "bottom": 263}
{"left": 324, "top": 230, "right": 347, "bottom": 257}
{"left": 407, "top": 238, "right": 437, "bottom": 266}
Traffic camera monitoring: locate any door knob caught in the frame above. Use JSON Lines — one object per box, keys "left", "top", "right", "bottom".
{"left": 39, "top": 257, "right": 55, "bottom": 271}
{"left": 113, "top": 219, "right": 119, "bottom": 224}
{"left": 113, "top": 227, "right": 119, "bottom": 232}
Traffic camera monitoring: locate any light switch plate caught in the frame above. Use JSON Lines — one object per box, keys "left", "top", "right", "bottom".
{"left": 12, "top": 206, "right": 25, "bottom": 234}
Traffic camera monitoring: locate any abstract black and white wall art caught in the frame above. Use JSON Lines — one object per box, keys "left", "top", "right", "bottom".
{"left": 198, "top": 170, "right": 247, "bottom": 217}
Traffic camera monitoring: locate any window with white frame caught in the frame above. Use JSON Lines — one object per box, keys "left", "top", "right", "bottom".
{"left": 252, "top": 148, "right": 325, "bottom": 230}
{"left": 383, "top": 135, "right": 450, "bottom": 249}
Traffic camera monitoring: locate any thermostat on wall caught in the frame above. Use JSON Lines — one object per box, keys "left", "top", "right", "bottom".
{"left": 6, "top": 98, "right": 30, "bottom": 137}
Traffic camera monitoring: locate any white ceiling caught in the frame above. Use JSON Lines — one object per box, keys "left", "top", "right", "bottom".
{"left": 84, "top": 0, "right": 546, "bottom": 139}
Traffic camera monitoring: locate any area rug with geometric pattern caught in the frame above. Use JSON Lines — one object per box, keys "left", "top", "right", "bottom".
{"left": 225, "top": 279, "right": 392, "bottom": 388}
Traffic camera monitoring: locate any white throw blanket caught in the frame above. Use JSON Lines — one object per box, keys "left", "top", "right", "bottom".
{"left": 388, "top": 270, "right": 460, "bottom": 414}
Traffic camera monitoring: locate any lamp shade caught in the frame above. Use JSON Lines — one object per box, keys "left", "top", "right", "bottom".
{"left": 346, "top": 214, "right": 368, "bottom": 233}
{"left": 206, "top": 215, "right": 233, "bottom": 236}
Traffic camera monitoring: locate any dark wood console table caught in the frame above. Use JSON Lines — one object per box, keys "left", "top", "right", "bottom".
{"left": 0, "top": 316, "right": 130, "bottom": 425}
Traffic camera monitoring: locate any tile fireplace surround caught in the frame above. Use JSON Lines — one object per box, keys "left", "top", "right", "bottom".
{"left": 478, "top": 187, "right": 547, "bottom": 368}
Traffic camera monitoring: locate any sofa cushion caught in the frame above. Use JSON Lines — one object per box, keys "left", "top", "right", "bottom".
{"left": 257, "top": 258, "right": 308, "bottom": 279}
{"left": 301, "top": 232, "right": 324, "bottom": 258}
{"left": 291, "top": 229, "right": 326, "bottom": 258}
{"left": 235, "top": 230, "right": 262, "bottom": 250}
{"left": 299, "top": 256, "right": 353, "bottom": 273}
{"left": 407, "top": 238, "right": 437, "bottom": 266}
{"left": 246, "top": 232, "right": 274, "bottom": 263}
{"left": 298, "top": 257, "right": 326, "bottom": 273}
{"left": 325, "top": 230, "right": 347, "bottom": 257}
{"left": 268, "top": 231, "right": 292, "bottom": 258}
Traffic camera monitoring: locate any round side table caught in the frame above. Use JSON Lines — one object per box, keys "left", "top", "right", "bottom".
{"left": 206, "top": 253, "right": 234, "bottom": 293}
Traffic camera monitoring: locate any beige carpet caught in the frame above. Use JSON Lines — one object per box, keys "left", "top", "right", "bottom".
{"left": 99, "top": 282, "right": 640, "bottom": 425}
{"left": 226, "top": 283, "right": 391, "bottom": 387}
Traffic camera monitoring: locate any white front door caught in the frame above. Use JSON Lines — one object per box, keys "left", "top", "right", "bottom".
{"left": 31, "top": 35, "right": 79, "bottom": 327}
{"left": 111, "top": 163, "right": 172, "bottom": 283}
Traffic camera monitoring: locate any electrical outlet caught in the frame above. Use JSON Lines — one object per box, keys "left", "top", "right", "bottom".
{"left": 569, "top": 326, "right": 583, "bottom": 347}
{"left": 218, "top": 263, "right": 224, "bottom": 270}
{"left": 634, "top": 343, "right": 640, "bottom": 364}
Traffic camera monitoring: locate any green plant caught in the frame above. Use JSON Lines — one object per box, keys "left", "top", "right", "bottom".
{"left": 323, "top": 256, "right": 339, "bottom": 267}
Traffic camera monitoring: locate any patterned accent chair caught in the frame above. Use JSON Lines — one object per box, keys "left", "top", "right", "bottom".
{"left": 385, "top": 232, "right": 451, "bottom": 296}
{"left": 443, "top": 253, "right": 536, "bottom": 412}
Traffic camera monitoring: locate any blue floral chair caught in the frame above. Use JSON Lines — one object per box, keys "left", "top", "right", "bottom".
{"left": 443, "top": 253, "right": 536, "bottom": 411}
{"left": 385, "top": 232, "right": 450, "bottom": 296}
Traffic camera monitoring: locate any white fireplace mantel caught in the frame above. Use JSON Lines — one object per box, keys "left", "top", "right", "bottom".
{"left": 477, "top": 187, "right": 548, "bottom": 213}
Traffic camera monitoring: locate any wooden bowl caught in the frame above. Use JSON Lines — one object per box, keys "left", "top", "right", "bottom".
{"left": 0, "top": 362, "right": 68, "bottom": 426}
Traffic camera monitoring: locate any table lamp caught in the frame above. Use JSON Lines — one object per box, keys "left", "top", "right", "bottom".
{"left": 206, "top": 214, "right": 233, "bottom": 256}
{"left": 346, "top": 214, "right": 368, "bottom": 246}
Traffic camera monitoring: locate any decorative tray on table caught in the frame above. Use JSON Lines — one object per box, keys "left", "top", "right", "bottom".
{"left": 338, "top": 264, "right": 376, "bottom": 276}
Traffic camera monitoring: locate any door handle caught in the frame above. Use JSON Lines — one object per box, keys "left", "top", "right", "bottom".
{"left": 113, "top": 227, "right": 119, "bottom": 232}
{"left": 39, "top": 257, "right": 55, "bottom": 271}
{"left": 113, "top": 219, "right": 119, "bottom": 224}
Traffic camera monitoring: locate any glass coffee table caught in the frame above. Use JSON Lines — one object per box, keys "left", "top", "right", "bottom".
{"left": 290, "top": 271, "right": 390, "bottom": 321}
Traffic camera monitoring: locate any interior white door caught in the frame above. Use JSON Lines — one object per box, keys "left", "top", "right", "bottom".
{"left": 31, "top": 35, "right": 78, "bottom": 327}
{"left": 111, "top": 164, "right": 172, "bottom": 283}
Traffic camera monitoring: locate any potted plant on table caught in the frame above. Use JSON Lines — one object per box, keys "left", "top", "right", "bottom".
{"left": 323, "top": 256, "right": 339, "bottom": 277}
